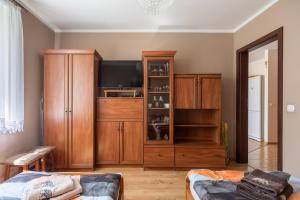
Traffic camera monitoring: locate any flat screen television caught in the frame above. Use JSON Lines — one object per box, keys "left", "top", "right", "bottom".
{"left": 99, "top": 60, "right": 143, "bottom": 88}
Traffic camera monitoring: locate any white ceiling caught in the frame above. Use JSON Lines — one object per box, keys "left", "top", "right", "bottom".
{"left": 18, "top": 0, "right": 278, "bottom": 33}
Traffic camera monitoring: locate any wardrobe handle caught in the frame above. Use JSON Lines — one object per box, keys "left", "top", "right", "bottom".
{"left": 121, "top": 122, "right": 124, "bottom": 133}
{"left": 118, "top": 123, "right": 121, "bottom": 133}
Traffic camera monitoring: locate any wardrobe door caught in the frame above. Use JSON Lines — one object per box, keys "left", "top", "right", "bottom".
{"left": 120, "top": 121, "right": 143, "bottom": 164}
{"left": 201, "top": 78, "right": 221, "bottom": 109}
{"left": 44, "top": 54, "right": 68, "bottom": 169}
{"left": 68, "top": 54, "right": 95, "bottom": 168}
{"left": 96, "top": 121, "right": 120, "bottom": 164}
{"left": 174, "top": 75, "right": 197, "bottom": 109}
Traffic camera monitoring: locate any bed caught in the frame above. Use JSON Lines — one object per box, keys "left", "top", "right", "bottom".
{"left": 0, "top": 171, "right": 124, "bottom": 200}
{"left": 186, "top": 169, "right": 300, "bottom": 200}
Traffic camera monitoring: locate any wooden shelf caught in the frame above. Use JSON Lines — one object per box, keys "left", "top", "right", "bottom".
{"left": 145, "top": 140, "right": 171, "bottom": 145}
{"left": 174, "top": 123, "right": 218, "bottom": 128}
{"left": 148, "top": 123, "right": 169, "bottom": 126}
{"left": 148, "top": 76, "right": 169, "bottom": 78}
{"left": 148, "top": 91, "right": 169, "bottom": 94}
{"left": 148, "top": 108, "right": 169, "bottom": 110}
{"left": 174, "top": 140, "right": 222, "bottom": 147}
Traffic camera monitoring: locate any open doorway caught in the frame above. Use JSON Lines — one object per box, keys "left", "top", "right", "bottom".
{"left": 248, "top": 41, "right": 278, "bottom": 171}
{"left": 236, "top": 27, "right": 283, "bottom": 170}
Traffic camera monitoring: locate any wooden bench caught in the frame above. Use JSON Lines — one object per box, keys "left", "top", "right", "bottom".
{"left": 0, "top": 146, "right": 55, "bottom": 180}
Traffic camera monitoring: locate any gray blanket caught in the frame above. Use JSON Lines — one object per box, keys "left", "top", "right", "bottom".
{"left": 0, "top": 171, "right": 121, "bottom": 200}
{"left": 192, "top": 171, "right": 300, "bottom": 200}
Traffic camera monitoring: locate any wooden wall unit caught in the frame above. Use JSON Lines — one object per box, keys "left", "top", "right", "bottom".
{"left": 96, "top": 98, "right": 143, "bottom": 165}
{"left": 174, "top": 75, "right": 197, "bottom": 109}
{"left": 143, "top": 51, "right": 176, "bottom": 168}
{"left": 144, "top": 146, "right": 174, "bottom": 167}
{"left": 43, "top": 48, "right": 225, "bottom": 169}
{"left": 43, "top": 49, "right": 101, "bottom": 169}
{"left": 174, "top": 74, "right": 221, "bottom": 109}
{"left": 174, "top": 74, "right": 225, "bottom": 168}
{"left": 144, "top": 72, "right": 225, "bottom": 168}
{"left": 143, "top": 51, "right": 176, "bottom": 146}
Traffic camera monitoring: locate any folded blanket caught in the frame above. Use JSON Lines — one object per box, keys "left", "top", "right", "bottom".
{"left": 50, "top": 176, "right": 82, "bottom": 200}
{"left": 238, "top": 183, "right": 293, "bottom": 200}
{"left": 193, "top": 180, "right": 239, "bottom": 199}
{"left": 0, "top": 171, "right": 121, "bottom": 200}
{"left": 240, "top": 169, "right": 290, "bottom": 196}
{"left": 202, "top": 192, "right": 248, "bottom": 200}
{"left": 24, "top": 174, "right": 81, "bottom": 200}
{"left": 237, "top": 170, "right": 293, "bottom": 200}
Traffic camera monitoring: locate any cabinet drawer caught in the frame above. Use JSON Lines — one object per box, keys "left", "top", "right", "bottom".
{"left": 97, "top": 98, "right": 143, "bottom": 121}
{"left": 175, "top": 147, "right": 225, "bottom": 168}
{"left": 144, "top": 147, "right": 174, "bottom": 167}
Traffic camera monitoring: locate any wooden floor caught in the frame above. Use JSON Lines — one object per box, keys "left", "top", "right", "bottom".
{"left": 58, "top": 163, "right": 250, "bottom": 200}
{"left": 55, "top": 141, "right": 278, "bottom": 200}
{"left": 248, "top": 138, "right": 278, "bottom": 171}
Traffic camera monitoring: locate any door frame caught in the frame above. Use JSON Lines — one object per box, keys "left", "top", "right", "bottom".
{"left": 236, "top": 27, "right": 283, "bottom": 170}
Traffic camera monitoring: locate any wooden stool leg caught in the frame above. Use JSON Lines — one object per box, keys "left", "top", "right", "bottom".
{"left": 50, "top": 152, "right": 55, "bottom": 171}
{"left": 41, "top": 157, "right": 46, "bottom": 172}
{"left": 35, "top": 160, "right": 40, "bottom": 171}
{"left": 4, "top": 165, "right": 11, "bottom": 181}
{"left": 22, "top": 165, "right": 29, "bottom": 171}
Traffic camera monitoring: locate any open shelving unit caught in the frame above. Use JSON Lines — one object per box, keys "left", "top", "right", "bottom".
{"left": 172, "top": 74, "right": 226, "bottom": 168}
{"left": 174, "top": 123, "right": 218, "bottom": 128}
{"left": 174, "top": 108, "right": 221, "bottom": 146}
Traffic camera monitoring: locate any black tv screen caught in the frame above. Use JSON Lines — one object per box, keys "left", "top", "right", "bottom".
{"left": 99, "top": 60, "right": 143, "bottom": 88}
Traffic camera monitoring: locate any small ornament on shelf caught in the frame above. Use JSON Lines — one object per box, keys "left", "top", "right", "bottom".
{"left": 164, "top": 134, "right": 169, "bottom": 141}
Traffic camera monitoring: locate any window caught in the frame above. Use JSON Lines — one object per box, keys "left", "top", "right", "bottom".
{"left": 0, "top": 0, "right": 24, "bottom": 134}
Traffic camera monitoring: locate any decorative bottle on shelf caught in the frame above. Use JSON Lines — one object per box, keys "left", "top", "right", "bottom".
{"left": 159, "top": 66, "right": 164, "bottom": 76}
{"left": 165, "top": 63, "right": 169, "bottom": 75}
{"left": 153, "top": 96, "right": 160, "bottom": 108}
{"left": 159, "top": 96, "right": 164, "bottom": 108}
{"left": 164, "top": 134, "right": 169, "bottom": 141}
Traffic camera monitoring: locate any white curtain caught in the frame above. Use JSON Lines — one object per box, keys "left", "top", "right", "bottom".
{"left": 0, "top": 0, "right": 24, "bottom": 134}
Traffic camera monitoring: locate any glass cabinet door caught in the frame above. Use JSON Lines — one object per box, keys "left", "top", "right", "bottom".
{"left": 146, "top": 59, "right": 172, "bottom": 144}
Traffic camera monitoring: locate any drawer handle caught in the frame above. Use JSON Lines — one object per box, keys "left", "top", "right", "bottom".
{"left": 158, "top": 154, "right": 162, "bottom": 157}
{"left": 181, "top": 154, "right": 185, "bottom": 157}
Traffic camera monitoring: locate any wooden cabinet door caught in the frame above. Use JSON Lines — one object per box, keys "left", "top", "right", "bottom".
{"left": 44, "top": 54, "right": 68, "bottom": 169}
{"left": 120, "top": 122, "right": 143, "bottom": 164}
{"left": 174, "top": 75, "right": 197, "bottom": 109}
{"left": 201, "top": 78, "right": 221, "bottom": 109}
{"left": 96, "top": 122, "right": 120, "bottom": 164}
{"left": 68, "top": 54, "right": 95, "bottom": 168}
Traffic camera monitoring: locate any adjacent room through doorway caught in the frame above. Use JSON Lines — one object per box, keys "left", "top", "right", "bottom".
{"left": 248, "top": 41, "right": 278, "bottom": 171}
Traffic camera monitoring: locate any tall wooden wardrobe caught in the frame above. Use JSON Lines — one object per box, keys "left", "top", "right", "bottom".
{"left": 42, "top": 49, "right": 101, "bottom": 169}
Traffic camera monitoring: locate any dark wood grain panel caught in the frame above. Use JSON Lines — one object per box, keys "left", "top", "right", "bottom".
{"left": 96, "top": 121, "right": 120, "bottom": 164}
{"left": 201, "top": 78, "right": 221, "bottom": 109}
{"left": 120, "top": 122, "right": 143, "bottom": 164}
{"left": 68, "top": 54, "right": 95, "bottom": 169}
{"left": 174, "top": 75, "right": 197, "bottom": 109}
{"left": 43, "top": 54, "right": 68, "bottom": 169}
{"left": 175, "top": 146, "right": 225, "bottom": 168}
{"left": 97, "top": 98, "right": 143, "bottom": 121}
{"left": 144, "top": 147, "right": 174, "bottom": 167}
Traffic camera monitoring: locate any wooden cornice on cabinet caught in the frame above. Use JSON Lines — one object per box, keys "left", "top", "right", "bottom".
{"left": 142, "top": 51, "right": 176, "bottom": 57}
{"left": 42, "top": 49, "right": 102, "bottom": 60}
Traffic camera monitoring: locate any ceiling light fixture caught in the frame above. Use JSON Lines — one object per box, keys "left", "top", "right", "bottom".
{"left": 137, "top": 0, "right": 174, "bottom": 16}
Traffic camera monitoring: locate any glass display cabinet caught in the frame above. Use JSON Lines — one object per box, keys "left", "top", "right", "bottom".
{"left": 143, "top": 51, "right": 176, "bottom": 145}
